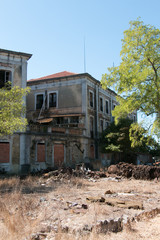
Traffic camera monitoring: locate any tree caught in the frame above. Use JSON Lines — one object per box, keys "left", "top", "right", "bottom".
{"left": 100, "top": 118, "right": 160, "bottom": 162}
{"left": 101, "top": 19, "right": 160, "bottom": 138}
{"left": 0, "top": 84, "right": 30, "bottom": 136}
{"left": 100, "top": 118, "right": 132, "bottom": 153}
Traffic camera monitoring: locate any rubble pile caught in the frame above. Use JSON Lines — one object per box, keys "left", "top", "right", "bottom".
{"left": 107, "top": 162, "right": 160, "bottom": 180}
{"left": 42, "top": 167, "right": 107, "bottom": 181}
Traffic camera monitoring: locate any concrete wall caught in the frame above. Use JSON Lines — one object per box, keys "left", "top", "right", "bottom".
{"left": 0, "top": 50, "right": 31, "bottom": 173}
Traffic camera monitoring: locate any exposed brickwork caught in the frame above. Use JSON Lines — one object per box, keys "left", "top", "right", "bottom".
{"left": 37, "top": 143, "right": 45, "bottom": 162}
{"left": 0, "top": 142, "right": 10, "bottom": 163}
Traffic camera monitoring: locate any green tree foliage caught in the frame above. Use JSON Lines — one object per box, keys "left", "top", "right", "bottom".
{"left": 130, "top": 122, "right": 160, "bottom": 156}
{"left": 100, "top": 118, "right": 132, "bottom": 153}
{"left": 0, "top": 84, "right": 30, "bottom": 136}
{"left": 101, "top": 19, "right": 160, "bottom": 137}
{"left": 100, "top": 118, "right": 160, "bottom": 156}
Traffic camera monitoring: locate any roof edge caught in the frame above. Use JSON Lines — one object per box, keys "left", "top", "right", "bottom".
{"left": 27, "top": 72, "right": 116, "bottom": 95}
{"left": 0, "top": 48, "right": 32, "bottom": 60}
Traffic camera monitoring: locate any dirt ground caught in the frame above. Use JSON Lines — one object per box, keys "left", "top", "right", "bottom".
{"left": 0, "top": 172, "right": 160, "bottom": 240}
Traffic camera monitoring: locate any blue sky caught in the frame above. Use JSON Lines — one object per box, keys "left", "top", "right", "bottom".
{"left": 1, "top": 0, "right": 160, "bottom": 82}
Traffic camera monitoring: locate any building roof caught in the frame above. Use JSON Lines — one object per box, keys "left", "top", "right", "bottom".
{"left": 27, "top": 71, "right": 117, "bottom": 96}
{"left": 0, "top": 48, "right": 32, "bottom": 60}
{"left": 28, "top": 71, "right": 77, "bottom": 82}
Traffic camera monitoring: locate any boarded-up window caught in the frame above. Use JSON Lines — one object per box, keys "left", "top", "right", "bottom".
{"left": 0, "top": 142, "right": 10, "bottom": 163}
{"left": 37, "top": 143, "right": 45, "bottom": 162}
{"left": 54, "top": 144, "right": 64, "bottom": 166}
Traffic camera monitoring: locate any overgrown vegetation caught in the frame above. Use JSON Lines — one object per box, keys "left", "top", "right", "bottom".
{"left": 101, "top": 18, "right": 160, "bottom": 138}
{"left": 0, "top": 83, "right": 30, "bottom": 136}
{"left": 100, "top": 118, "right": 160, "bottom": 161}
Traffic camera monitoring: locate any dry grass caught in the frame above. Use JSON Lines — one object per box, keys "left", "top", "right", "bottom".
{"left": 0, "top": 176, "right": 159, "bottom": 240}
{"left": 0, "top": 176, "right": 43, "bottom": 240}
{"left": 0, "top": 193, "right": 38, "bottom": 239}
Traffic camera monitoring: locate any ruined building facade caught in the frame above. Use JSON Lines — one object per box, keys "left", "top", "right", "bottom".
{"left": 0, "top": 49, "right": 32, "bottom": 173}
{"left": 0, "top": 50, "right": 137, "bottom": 173}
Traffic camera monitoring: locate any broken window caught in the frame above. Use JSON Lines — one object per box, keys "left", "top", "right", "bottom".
{"left": 49, "top": 92, "right": 57, "bottom": 108}
{"left": 70, "top": 116, "right": 79, "bottom": 123}
{"left": 64, "top": 117, "right": 68, "bottom": 124}
{"left": 89, "top": 91, "right": 94, "bottom": 108}
{"left": 113, "top": 104, "right": 116, "bottom": 110}
{"left": 36, "top": 94, "right": 44, "bottom": 110}
{"left": 56, "top": 117, "right": 64, "bottom": 125}
{"left": 105, "top": 100, "right": 109, "bottom": 114}
{"left": 0, "top": 70, "right": 11, "bottom": 88}
{"left": 100, "top": 97, "right": 103, "bottom": 112}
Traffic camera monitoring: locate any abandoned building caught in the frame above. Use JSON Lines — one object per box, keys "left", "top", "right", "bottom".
{"left": 0, "top": 49, "right": 32, "bottom": 173}
{"left": 26, "top": 71, "right": 137, "bottom": 171}
{"left": 0, "top": 49, "right": 137, "bottom": 173}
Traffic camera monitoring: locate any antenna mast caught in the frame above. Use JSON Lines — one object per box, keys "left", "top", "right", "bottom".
{"left": 84, "top": 36, "right": 86, "bottom": 72}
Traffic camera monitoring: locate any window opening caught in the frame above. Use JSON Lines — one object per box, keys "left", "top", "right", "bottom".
{"left": 100, "top": 97, "right": 103, "bottom": 112}
{"left": 89, "top": 91, "right": 94, "bottom": 108}
{"left": 36, "top": 94, "right": 44, "bottom": 110}
{"left": 105, "top": 100, "right": 109, "bottom": 114}
{"left": 49, "top": 92, "right": 57, "bottom": 108}
{"left": 70, "top": 116, "right": 79, "bottom": 123}
{"left": 0, "top": 70, "right": 11, "bottom": 88}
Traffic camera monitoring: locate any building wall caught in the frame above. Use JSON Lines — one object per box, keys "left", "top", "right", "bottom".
{"left": 25, "top": 74, "right": 120, "bottom": 171}
{"left": 0, "top": 49, "right": 31, "bottom": 173}
{"left": 27, "top": 82, "right": 83, "bottom": 122}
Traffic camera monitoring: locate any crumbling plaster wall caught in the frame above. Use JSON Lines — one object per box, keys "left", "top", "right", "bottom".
{"left": 26, "top": 133, "right": 89, "bottom": 170}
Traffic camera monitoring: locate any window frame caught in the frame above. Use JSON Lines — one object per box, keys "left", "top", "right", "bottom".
{"left": 105, "top": 99, "right": 109, "bottom": 114}
{"left": 89, "top": 90, "right": 94, "bottom": 108}
{"left": 48, "top": 91, "right": 58, "bottom": 108}
{"left": 35, "top": 93, "right": 45, "bottom": 110}
{"left": 99, "top": 97, "right": 103, "bottom": 112}
{"left": 0, "top": 70, "right": 12, "bottom": 88}
{"left": 113, "top": 103, "right": 116, "bottom": 110}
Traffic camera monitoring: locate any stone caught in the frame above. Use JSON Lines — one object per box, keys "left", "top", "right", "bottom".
{"left": 82, "top": 204, "right": 88, "bottom": 209}
{"left": 96, "top": 218, "right": 123, "bottom": 233}
{"left": 105, "top": 190, "right": 114, "bottom": 194}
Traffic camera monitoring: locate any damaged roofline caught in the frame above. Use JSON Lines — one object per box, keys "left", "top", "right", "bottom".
{"left": 0, "top": 48, "right": 32, "bottom": 60}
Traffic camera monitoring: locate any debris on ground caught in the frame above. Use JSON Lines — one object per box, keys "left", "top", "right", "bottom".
{"left": 107, "top": 162, "right": 160, "bottom": 180}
